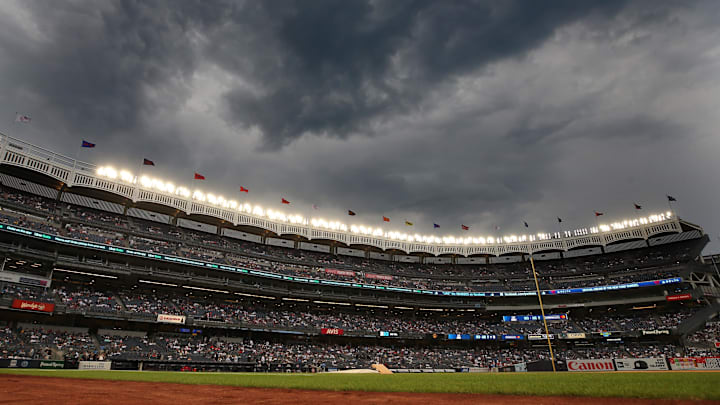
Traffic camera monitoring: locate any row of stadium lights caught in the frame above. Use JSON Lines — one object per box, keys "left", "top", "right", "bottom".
{"left": 96, "top": 166, "right": 673, "bottom": 246}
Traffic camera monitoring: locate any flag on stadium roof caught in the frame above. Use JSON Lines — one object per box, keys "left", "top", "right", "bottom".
{"left": 240, "top": 186, "right": 249, "bottom": 193}
{"left": 524, "top": 221, "right": 529, "bottom": 228}
{"left": 557, "top": 217, "right": 562, "bottom": 223}
{"left": 194, "top": 172, "right": 205, "bottom": 180}
{"left": 143, "top": 158, "right": 155, "bottom": 166}
{"left": 14, "top": 113, "right": 31, "bottom": 123}
{"left": 634, "top": 203, "right": 642, "bottom": 210}
{"left": 383, "top": 216, "right": 390, "bottom": 222}
{"left": 433, "top": 223, "right": 440, "bottom": 228}
{"left": 405, "top": 220, "right": 413, "bottom": 226}
{"left": 461, "top": 224, "right": 469, "bottom": 230}
{"left": 348, "top": 210, "right": 356, "bottom": 216}
{"left": 494, "top": 224, "right": 500, "bottom": 231}
{"left": 312, "top": 204, "right": 319, "bottom": 210}
{"left": 667, "top": 195, "right": 677, "bottom": 202}
{"left": 81, "top": 140, "right": 95, "bottom": 148}
{"left": 281, "top": 198, "right": 290, "bottom": 204}
{"left": 595, "top": 211, "right": 604, "bottom": 216}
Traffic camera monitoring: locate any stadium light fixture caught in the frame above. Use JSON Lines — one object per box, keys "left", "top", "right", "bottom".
{"left": 53, "top": 268, "right": 117, "bottom": 279}
{"left": 139, "top": 279, "right": 178, "bottom": 287}
{"left": 182, "top": 285, "right": 229, "bottom": 294}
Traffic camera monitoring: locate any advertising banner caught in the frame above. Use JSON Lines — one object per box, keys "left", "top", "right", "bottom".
{"left": 39, "top": 360, "right": 65, "bottom": 369}
{"left": 11, "top": 299, "right": 54, "bottom": 313}
{"left": 379, "top": 331, "right": 399, "bottom": 337}
{"left": 320, "top": 328, "right": 344, "bottom": 335}
{"left": 501, "top": 335, "right": 524, "bottom": 340}
{"left": 79, "top": 361, "right": 112, "bottom": 370}
{"left": 324, "top": 268, "right": 355, "bottom": 277}
{"left": 474, "top": 334, "right": 497, "bottom": 340}
{"left": 669, "top": 357, "right": 720, "bottom": 371}
{"left": 528, "top": 334, "right": 555, "bottom": 340}
{"left": 502, "top": 314, "right": 567, "bottom": 322}
{"left": 567, "top": 359, "right": 615, "bottom": 372}
{"left": 156, "top": 314, "right": 186, "bottom": 324}
{"left": 561, "top": 333, "right": 587, "bottom": 339}
{"left": 0, "top": 359, "right": 63, "bottom": 369}
{"left": 641, "top": 329, "right": 670, "bottom": 336}
{"left": 665, "top": 294, "right": 692, "bottom": 302}
{"left": 0, "top": 271, "right": 51, "bottom": 288}
{"left": 614, "top": 358, "right": 669, "bottom": 371}
{"left": 364, "top": 273, "right": 393, "bottom": 281}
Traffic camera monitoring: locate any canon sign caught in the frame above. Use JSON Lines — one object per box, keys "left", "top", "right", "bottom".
{"left": 567, "top": 359, "right": 615, "bottom": 372}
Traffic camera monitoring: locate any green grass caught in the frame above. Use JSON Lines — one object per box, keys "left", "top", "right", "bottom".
{"left": 1, "top": 369, "right": 719, "bottom": 400}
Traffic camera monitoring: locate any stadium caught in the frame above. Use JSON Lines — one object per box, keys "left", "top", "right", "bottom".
{"left": 0, "top": 132, "right": 719, "bottom": 403}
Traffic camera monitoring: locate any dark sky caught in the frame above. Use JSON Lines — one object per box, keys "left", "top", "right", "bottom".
{"left": 2, "top": 0, "right": 719, "bottom": 253}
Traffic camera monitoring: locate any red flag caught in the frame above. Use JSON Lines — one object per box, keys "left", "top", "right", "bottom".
{"left": 348, "top": 210, "right": 356, "bottom": 216}
{"left": 634, "top": 203, "right": 642, "bottom": 210}
{"left": 143, "top": 159, "right": 155, "bottom": 166}
{"left": 382, "top": 216, "right": 390, "bottom": 222}
{"left": 240, "top": 187, "right": 249, "bottom": 193}
{"left": 461, "top": 224, "right": 469, "bottom": 230}
{"left": 194, "top": 173, "right": 205, "bottom": 180}
{"left": 281, "top": 198, "right": 290, "bottom": 204}
{"left": 594, "top": 211, "right": 603, "bottom": 217}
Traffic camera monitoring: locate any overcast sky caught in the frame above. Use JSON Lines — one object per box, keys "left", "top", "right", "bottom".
{"left": 1, "top": 0, "right": 719, "bottom": 253}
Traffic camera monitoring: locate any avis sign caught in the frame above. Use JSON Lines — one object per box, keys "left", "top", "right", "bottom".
{"left": 320, "top": 328, "right": 344, "bottom": 335}
{"left": 567, "top": 359, "right": 615, "bottom": 372}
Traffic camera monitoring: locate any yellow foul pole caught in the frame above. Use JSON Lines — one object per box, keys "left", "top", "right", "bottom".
{"left": 529, "top": 255, "right": 556, "bottom": 372}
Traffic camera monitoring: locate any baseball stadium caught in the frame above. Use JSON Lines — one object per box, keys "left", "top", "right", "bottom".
{"left": 0, "top": 133, "right": 718, "bottom": 404}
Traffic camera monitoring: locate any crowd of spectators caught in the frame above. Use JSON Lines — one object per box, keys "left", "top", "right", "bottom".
{"left": 2, "top": 327, "right": 688, "bottom": 370}
{"left": 0, "top": 186, "right": 698, "bottom": 295}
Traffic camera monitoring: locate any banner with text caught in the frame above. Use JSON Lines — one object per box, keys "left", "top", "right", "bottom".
{"left": 614, "top": 358, "right": 669, "bottom": 371}
{"left": 157, "top": 314, "right": 186, "bottom": 324}
{"left": 321, "top": 328, "right": 344, "bottom": 335}
{"left": 567, "top": 359, "right": 615, "bottom": 372}
{"left": 669, "top": 357, "right": 720, "bottom": 371}
{"left": 11, "top": 299, "right": 54, "bottom": 313}
{"left": 79, "top": 361, "right": 112, "bottom": 370}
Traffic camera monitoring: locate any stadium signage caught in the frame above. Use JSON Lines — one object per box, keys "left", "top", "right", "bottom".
{"left": 502, "top": 315, "right": 567, "bottom": 322}
{"left": 474, "top": 334, "right": 497, "bottom": 340}
{"left": 669, "top": 357, "right": 720, "bottom": 371}
{"left": 641, "top": 329, "right": 670, "bottom": 336}
{"left": 364, "top": 273, "right": 393, "bottom": 281}
{"left": 0, "top": 224, "right": 684, "bottom": 299}
{"left": 501, "top": 335, "right": 524, "bottom": 340}
{"left": 79, "top": 361, "right": 112, "bottom": 370}
{"left": 528, "top": 334, "right": 555, "bottom": 340}
{"left": 0, "top": 271, "right": 51, "bottom": 288}
{"left": 11, "top": 299, "right": 54, "bottom": 313}
{"left": 665, "top": 294, "right": 692, "bottom": 301}
{"left": 614, "top": 358, "right": 669, "bottom": 371}
{"left": 38, "top": 361, "right": 65, "bottom": 369}
{"left": 321, "top": 328, "right": 344, "bottom": 335}
{"left": 157, "top": 314, "right": 186, "bottom": 324}
{"left": 561, "top": 333, "right": 586, "bottom": 339}
{"left": 447, "top": 334, "right": 471, "bottom": 340}
{"left": 567, "top": 359, "right": 615, "bottom": 372}
{"left": 379, "top": 331, "right": 399, "bottom": 337}
{"left": 325, "top": 269, "right": 355, "bottom": 277}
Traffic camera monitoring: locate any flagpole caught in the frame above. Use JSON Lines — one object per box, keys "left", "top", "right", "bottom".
{"left": 529, "top": 254, "right": 557, "bottom": 372}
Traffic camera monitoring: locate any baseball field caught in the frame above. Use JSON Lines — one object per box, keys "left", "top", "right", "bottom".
{"left": 1, "top": 369, "right": 719, "bottom": 404}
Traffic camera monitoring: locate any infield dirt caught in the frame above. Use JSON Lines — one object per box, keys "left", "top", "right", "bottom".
{"left": 1, "top": 375, "right": 719, "bottom": 405}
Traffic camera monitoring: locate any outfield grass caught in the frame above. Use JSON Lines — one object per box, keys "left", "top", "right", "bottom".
{"left": 1, "top": 369, "right": 719, "bottom": 400}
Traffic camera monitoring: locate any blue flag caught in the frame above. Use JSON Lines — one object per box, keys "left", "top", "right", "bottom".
{"left": 433, "top": 223, "right": 440, "bottom": 228}
{"left": 81, "top": 140, "right": 96, "bottom": 148}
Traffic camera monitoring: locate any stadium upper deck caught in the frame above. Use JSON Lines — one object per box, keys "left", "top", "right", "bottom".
{"left": 0, "top": 133, "right": 699, "bottom": 259}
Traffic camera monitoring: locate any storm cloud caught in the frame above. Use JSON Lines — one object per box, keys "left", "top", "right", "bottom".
{"left": 1, "top": 0, "right": 719, "bottom": 252}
